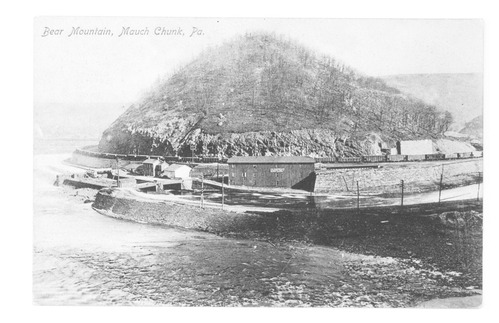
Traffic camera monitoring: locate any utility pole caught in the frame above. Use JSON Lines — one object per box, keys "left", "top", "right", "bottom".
{"left": 190, "top": 143, "right": 195, "bottom": 164}
{"left": 356, "top": 181, "right": 360, "bottom": 211}
{"left": 116, "top": 157, "right": 120, "bottom": 188}
{"left": 477, "top": 172, "right": 482, "bottom": 201}
{"left": 438, "top": 173, "right": 443, "bottom": 203}
{"left": 400, "top": 180, "right": 404, "bottom": 207}
{"left": 201, "top": 174, "right": 204, "bottom": 208}
{"left": 222, "top": 175, "right": 225, "bottom": 210}
{"left": 438, "top": 164, "right": 445, "bottom": 203}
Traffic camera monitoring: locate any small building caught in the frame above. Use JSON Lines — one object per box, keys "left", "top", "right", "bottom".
{"left": 227, "top": 156, "right": 316, "bottom": 191}
{"left": 155, "top": 162, "right": 169, "bottom": 177}
{"left": 397, "top": 140, "right": 434, "bottom": 155}
{"left": 117, "top": 177, "right": 137, "bottom": 188}
{"left": 142, "top": 158, "right": 161, "bottom": 177}
{"left": 164, "top": 164, "right": 191, "bottom": 179}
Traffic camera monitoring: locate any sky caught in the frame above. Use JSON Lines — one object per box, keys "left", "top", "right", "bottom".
{"left": 34, "top": 17, "right": 483, "bottom": 106}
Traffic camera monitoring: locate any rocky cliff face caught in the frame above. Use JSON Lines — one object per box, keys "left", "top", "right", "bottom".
{"left": 100, "top": 127, "right": 386, "bottom": 158}
{"left": 99, "top": 33, "right": 451, "bottom": 158}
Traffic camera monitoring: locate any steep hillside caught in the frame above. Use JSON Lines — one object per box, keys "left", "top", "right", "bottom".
{"left": 381, "top": 73, "right": 483, "bottom": 130}
{"left": 459, "top": 115, "right": 483, "bottom": 139}
{"left": 99, "top": 33, "right": 453, "bottom": 158}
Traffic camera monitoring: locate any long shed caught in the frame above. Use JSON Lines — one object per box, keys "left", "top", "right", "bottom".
{"left": 397, "top": 140, "right": 434, "bottom": 155}
{"left": 227, "top": 156, "right": 316, "bottom": 191}
{"left": 164, "top": 164, "right": 191, "bottom": 179}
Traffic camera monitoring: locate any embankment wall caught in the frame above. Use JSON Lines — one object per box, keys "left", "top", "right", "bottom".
{"left": 92, "top": 189, "right": 265, "bottom": 235}
{"left": 93, "top": 188, "right": 482, "bottom": 242}
{"left": 315, "top": 159, "right": 482, "bottom": 194}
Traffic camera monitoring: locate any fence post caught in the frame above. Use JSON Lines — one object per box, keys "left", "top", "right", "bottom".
{"left": 438, "top": 173, "right": 443, "bottom": 203}
{"left": 401, "top": 180, "right": 404, "bottom": 207}
{"left": 356, "top": 181, "right": 360, "bottom": 211}
{"left": 116, "top": 157, "right": 120, "bottom": 188}
{"left": 201, "top": 174, "right": 204, "bottom": 209}
{"left": 222, "top": 176, "right": 225, "bottom": 210}
{"left": 477, "top": 172, "right": 482, "bottom": 201}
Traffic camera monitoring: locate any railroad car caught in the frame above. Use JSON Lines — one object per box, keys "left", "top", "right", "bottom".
{"left": 406, "top": 154, "right": 425, "bottom": 161}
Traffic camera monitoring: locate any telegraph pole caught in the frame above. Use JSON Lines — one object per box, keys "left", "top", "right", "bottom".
{"left": 477, "top": 172, "right": 482, "bottom": 201}
{"left": 190, "top": 143, "right": 196, "bottom": 164}
{"left": 116, "top": 156, "right": 120, "bottom": 188}
{"left": 201, "top": 174, "right": 204, "bottom": 208}
{"left": 222, "top": 176, "right": 225, "bottom": 210}
{"left": 400, "top": 180, "right": 404, "bottom": 207}
{"left": 356, "top": 181, "right": 360, "bottom": 211}
{"left": 438, "top": 173, "right": 443, "bottom": 203}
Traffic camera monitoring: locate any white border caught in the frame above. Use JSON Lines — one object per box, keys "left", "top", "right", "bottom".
{"left": 2, "top": 1, "right": 497, "bottom": 322}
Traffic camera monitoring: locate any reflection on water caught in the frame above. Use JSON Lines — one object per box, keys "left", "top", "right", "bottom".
{"left": 160, "top": 182, "right": 481, "bottom": 211}
{"left": 167, "top": 189, "right": 389, "bottom": 210}
{"left": 202, "top": 201, "right": 482, "bottom": 288}
{"left": 152, "top": 186, "right": 482, "bottom": 288}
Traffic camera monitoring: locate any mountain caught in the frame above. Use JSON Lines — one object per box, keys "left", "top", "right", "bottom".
{"left": 99, "top": 33, "right": 454, "bottom": 158}
{"left": 381, "top": 73, "right": 483, "bottom": 130}
{"left": 459, "top": 115, "right": 483, "bottom": 139}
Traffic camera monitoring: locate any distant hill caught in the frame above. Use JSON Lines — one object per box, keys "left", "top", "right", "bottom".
{"left": 459, "top": 115, "right": 483, "bottom": 139}
{"left": 99, "top": 33, "right": 456, "bottom": 158}
{"left": 381, "top": 73, "right": 483, "bottom": 130}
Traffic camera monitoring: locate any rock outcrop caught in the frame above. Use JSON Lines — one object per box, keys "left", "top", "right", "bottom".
{"left": 99, "top": 33, "right": 453, "bottom": 157}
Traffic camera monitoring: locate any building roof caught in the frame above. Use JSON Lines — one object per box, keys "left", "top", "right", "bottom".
{"left": 227, "top": 156, "right": 315, "bottom": 164}
{"left": 143, "top": 158, "right": 161, "bottom": 164}
{"left": 165, "top": 164, "right": 191, "bottom": 171}
{"left": 124, "top": 163, "right": 143, "bottom": 170}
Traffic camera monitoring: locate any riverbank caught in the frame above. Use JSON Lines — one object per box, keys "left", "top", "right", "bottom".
{"left": 34, "top": 153, "right": 482, "bottom": 307}
{"left": 92, "top": 187, "right": 482, "bottom": 295}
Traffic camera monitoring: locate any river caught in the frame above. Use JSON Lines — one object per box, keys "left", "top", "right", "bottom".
{"left": 33, "top": 153, "right": 482, "bottom": 306}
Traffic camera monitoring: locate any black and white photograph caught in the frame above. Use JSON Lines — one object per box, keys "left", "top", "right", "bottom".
{"left": 30, "top": 15, "right": 486, "bottom": 310}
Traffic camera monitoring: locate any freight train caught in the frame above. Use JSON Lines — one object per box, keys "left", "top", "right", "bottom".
{"left": 74, "top": 146, "right": 483, "bottom": 165}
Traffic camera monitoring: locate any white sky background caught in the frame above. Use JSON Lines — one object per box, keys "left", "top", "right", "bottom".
{"left": 34, "top": 17, "right": 483, "bottom": 106}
